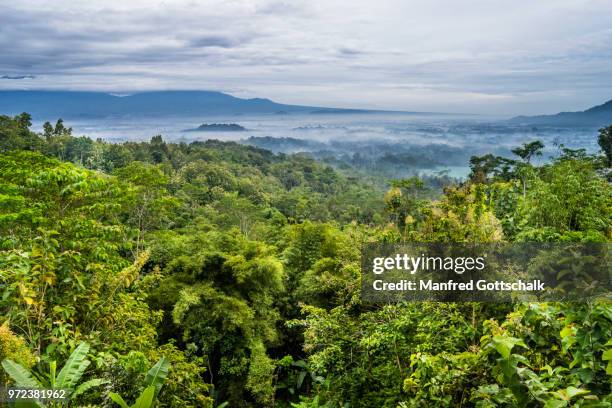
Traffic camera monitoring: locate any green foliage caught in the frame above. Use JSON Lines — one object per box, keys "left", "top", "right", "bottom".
{"left": 147, "top": 225, "right": 284, "bottom": 405}
{"left": 469, "top": 153, "right": 516, "bottom": 183}
{"left": 297, "top": 302, "right": 501, "bottom": 407}
{"left": 1, "top": 359, "right": 40, "bottom": 389}
{"left": 473, "top": 302, "right": 612, "bottom": 406}
{"left": 2, "top": 341, "right": 107, "bottom": 403}
{"left": 512, "top": 140, "right": 545, "bottom": 164}
{"left": 110, "top": 385, "right": 156, "bottom": 408}
{"left": 516, "top": 156, "right": 611, "bottom": 241}
{"left": 0, "top": 116, "right": 610, "bottom": 407}
{"left": 599, "top": 125, "right": 612, "bottom": 166}
{"left": 144, "top": 356, "right": 170, "bottom": 398}
{"left": 55, "top": 342, "right": 92, "bottom": 389}
{"left": 109, "top": 357, "right": 170, "bottom": 408}
{"left": 0, "top": 113, "right": 42, "bottom": 152}
{"left": 0, "top": 322, "right": 36, "bottom": 384}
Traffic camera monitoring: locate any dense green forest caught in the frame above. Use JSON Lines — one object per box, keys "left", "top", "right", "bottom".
{"left": 0, "top": 113, "right": 611, "bottom": 407}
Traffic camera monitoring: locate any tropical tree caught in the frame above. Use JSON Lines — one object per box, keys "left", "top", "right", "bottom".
{"left": 598, "top": 125, "right": 612, "bottom": 166}
{"left": 511, "top": 140, "right": 544, "bottom": 165}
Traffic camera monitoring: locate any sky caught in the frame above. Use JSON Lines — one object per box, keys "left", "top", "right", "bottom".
{"left": 1, "top": 0, "right": 612, "bottom": 115}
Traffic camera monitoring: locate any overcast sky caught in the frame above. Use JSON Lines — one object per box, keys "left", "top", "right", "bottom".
{"left": 1, "top": 0, "right": 612, "bottom": 115}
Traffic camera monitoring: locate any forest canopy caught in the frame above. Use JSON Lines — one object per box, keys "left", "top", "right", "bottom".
{"left": 0, "top": 113, "right": 611, "bottom": 407}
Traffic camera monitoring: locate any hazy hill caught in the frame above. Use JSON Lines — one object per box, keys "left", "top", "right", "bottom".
{"left": 0, "top": 90, "right": 372, "bottom": 120}
{"left": 184, "top": 123, "right": 247, "bottom": 132}
{"left": 510, "top": 99, "right": 612, "bottom": 127}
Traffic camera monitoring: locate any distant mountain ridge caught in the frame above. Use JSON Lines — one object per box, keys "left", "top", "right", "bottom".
{"left": 0, "top": 90, "right": 376, "bottom": 120}
{"left": 510, "top": 99, "right": 612, "bottom": 127}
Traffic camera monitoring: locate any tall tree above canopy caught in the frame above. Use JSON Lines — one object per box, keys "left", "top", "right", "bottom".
{"left": 511, "top": 140, "right": 544, "bottom": 164}
{"left": 598, "top": 125, "right": 612, "bottom": 166}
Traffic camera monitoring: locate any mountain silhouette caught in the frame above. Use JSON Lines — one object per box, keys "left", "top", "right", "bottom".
{"left": 0, "top": 90, "right": 373, "bottom": 120}
{"left": 510, "top": 99, "right": 612, "bottom": 127}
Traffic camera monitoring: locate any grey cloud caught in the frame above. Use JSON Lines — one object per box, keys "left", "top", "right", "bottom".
{"left": 191, "top": 35, "right": 239, "bottom": 48}
{"left": 0, "top": 0, "right": 611, "bottom": 115}
{"left": 255, "top": 1, "right": 308, "bottom": 15}
{"left": 337, "top": 47, "right": 363, "bottom": 57}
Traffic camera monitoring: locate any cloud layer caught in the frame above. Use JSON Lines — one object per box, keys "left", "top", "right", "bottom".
{"left": 1, "top": 0, "right": 612, "bottom": 115}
